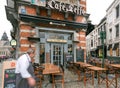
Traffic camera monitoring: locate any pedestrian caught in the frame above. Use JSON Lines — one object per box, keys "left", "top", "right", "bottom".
{"left": 15, "top": 48, "right": 36, "bottom": 88}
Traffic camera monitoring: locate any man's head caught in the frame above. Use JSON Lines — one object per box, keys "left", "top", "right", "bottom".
{"left": 27, "top": 48, "right": 35, "bottom": 62}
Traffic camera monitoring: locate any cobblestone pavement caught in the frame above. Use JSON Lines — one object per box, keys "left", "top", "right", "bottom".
{"left": 41, "top": 68, "right": 116, "bottom": 88}
{"left": 0, "top": 61, "right": 120, "bottom": 88}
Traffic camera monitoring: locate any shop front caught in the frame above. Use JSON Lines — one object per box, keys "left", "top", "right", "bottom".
{"left": 37, "top": 28, "right": 78, "bottom": 66}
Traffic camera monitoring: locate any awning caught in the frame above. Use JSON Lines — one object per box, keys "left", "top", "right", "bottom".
{"left": 113, "top": 43, "right": 119, "bottom": 50}
{"left": 19, "top": 14, "right": 88, "bottom": 29}
{"left": 107, "top": 44, "right": 112, "bottom": 50}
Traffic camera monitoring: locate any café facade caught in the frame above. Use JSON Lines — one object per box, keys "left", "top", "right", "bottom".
{"left": 6, "top": 0, "right": 88, "bottom": 65}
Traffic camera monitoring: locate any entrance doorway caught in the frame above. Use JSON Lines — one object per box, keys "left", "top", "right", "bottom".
{"left": 51, "top": 44, "right": 63, "bottom": 65}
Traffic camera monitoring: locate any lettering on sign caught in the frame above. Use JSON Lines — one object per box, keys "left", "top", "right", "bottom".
{"left": 47, "top": 0, "right": 85, "bottom": 15}
{"left": 47, "top": 39, "right": 67, "bottom": 43}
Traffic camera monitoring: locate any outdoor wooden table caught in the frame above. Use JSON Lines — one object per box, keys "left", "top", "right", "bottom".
{"left": 42, "top": 63, "right": 60, "bottom": 87}
{"left": 43, "top": 63, "right": 60, "bottom": 75}
{"left": 75, "top": 62, "right": 93, "bottom": 86}
{"left": 110, "top": 64, "right": 120, "bottom": 69}
{"left": 75, "top": 62, "right": 93, "bottom": 67}
{"left": 87, "top": 66, "right": 108, "bottom": 88}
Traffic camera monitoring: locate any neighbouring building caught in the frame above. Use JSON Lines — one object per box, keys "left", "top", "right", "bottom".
{"left": 0, "top": 32, "right": 12, "bottom": 59}
{"left": 5, "top": 0, "right": 89, "bottom": 65}
{"left": 106, "top": 0, "right": 120, "bottom": 60}
{"left": 86, "top": 25, "right": 98, "bottom": 57}
{"left": 86, "top": 17, "right": 107, "bottom": 58}
{"left": 86, "top": 0, "right": 120, "bottom": 60}
{"left": 97, "top": 17, "right": 107, "bottom": 58}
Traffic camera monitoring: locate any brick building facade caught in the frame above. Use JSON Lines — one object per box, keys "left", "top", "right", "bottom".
{"left": 6, "top": 0, "right": 88, "bottom": 65}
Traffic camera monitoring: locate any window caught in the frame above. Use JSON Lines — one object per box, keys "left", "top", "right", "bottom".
{"left": 69, "top": 0, "right": 79, "bottom": 4}
{"left": 109, "top": 28, "right": 112, "bottom": 40}
{"left": 98, "top": 28, "right": 100, "bottom": 35}
{"left": 116, "top": 5, "right": 119, "bottom": 18}
{"left": 68, "top": 44, "right": 72, "bottom": 54}
{"left": 49, "top": 34, "right": 64, "bottom": 39}
{"left": 116, "top": 24, "right": 119, "bottom": 37}
{"left": 40, "top": 43, "right": 45, "bottom": 63}
{"left": 103, "top": 23, "right": 106, "bottom": 31}
{"left": 39, "top": 32, "right": 45, "bottom": 38}
{"left": 116, "top": 48, "right": 119, "bottom": 56}
{"left": 91, "top": 40, "right": 93, "bottom": 47}
{"left": 68, "top": 34, "right": 72, "bottom": 40}
{"left": 110, "top": 48, "right": 112, "bottom": 56}
{"left": 19, "top": 6, "right": 26, "bottom": 14}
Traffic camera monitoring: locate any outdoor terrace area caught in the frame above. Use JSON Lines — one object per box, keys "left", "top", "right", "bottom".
{"left": 34, "top": 58, "right": 120, "bottom": 88}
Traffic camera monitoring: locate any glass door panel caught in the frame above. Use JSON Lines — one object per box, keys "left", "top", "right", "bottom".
{"left": 51, "top": 44, "right": 63, "bottom": 65}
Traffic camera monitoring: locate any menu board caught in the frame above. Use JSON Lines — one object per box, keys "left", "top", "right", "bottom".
{"left": 65, "top": 54, "right": 73, "bottom": 62}
{"left": 1, "top": 60, "right": 16, "bottom": 88}
{"left": 4, "top": 68, "right": 16, "bottom": 88}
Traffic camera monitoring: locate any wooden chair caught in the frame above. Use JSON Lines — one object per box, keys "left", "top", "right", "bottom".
{"left": 52, "top": 64, "right": 64, "bottom": 88}
{"left": 66, "top": 61, "right": 74, "bottom": 72}
{"left": 73, "top": 63, "right": 84, "bottom": 81}
{"left": 100, "top": 64, "right": 117, "bottom": 88}
{"left": 33, "top": 63, "right": 44, "bottom": 88}
{"left": 83, "top": 68, "right": 94, "bottom": 86}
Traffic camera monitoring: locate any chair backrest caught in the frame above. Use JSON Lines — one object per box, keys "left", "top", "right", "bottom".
{"left": 59, "top": 64, "right": 64, "bottom": 73}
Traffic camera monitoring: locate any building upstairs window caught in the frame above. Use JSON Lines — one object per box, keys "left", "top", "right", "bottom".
{"left": 109, "top": 28, "right": 112, "bottom": 40}
{"left": 116, "top": 4, "right": 119, "bottom": 18}
{"left": 91, "top": 40, "right": 93, "bottom": 47}
{"left": 116, "top": 24, "right": 119, "bottom": 38}
{"left": 40, "top": 32, "right": 45, "bottom": 38}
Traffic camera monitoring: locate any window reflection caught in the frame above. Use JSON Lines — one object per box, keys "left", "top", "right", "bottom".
{"left": 40, "top": 43, "right": 45, "bottom": 63}
{"left": 68, "top": 44, "right": 72, "bottom": 54}
{"left": 49, "top": 34, "right": 64, "bottom": 39}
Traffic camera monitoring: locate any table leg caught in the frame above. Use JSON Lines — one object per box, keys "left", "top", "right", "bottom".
{"left": 98, "top": 72, "right": 100, "bottom": 85}
{"left": 115, "top": 73, "right": 117, "bottom": 88}
{"left": 106, "top": 72, "right": 108, "bottom": 88}
{"left": 84, "top": 72, "right": 86, "bottom": 87}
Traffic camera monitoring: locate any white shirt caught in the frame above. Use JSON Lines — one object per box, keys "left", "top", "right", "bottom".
{"left": 15, "top": 53, "right": 32, "bottom": 78}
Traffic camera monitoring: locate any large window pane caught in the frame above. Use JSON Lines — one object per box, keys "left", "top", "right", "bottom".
{"left": 116, "top": 24, "right": 119, "bottom": 37}
{"left": 40, "top": 43, "right": 45, "bottom": 63}
{"left": 116, "top": 5, "right": 119, "bottom": 18}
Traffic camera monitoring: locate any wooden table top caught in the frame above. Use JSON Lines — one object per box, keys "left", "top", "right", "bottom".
{"left": 110, "top": 64, "right": 120, "bottom": 68}
{"left": 87, "top": 66, "right": 107, "bottom": 71}
{"left": 42, "top": 63, "right": 60, "bottom": 75}
{"left": 75, "top": 62, "right": 93, "bottom": 67}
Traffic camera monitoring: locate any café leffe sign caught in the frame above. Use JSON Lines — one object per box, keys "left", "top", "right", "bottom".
{"left": 47, "top": 0, "right": 85, "bottom": 15}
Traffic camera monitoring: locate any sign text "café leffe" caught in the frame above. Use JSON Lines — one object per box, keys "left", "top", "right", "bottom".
{"left": 47, "top": 0, "right": 85, "bottom": 15}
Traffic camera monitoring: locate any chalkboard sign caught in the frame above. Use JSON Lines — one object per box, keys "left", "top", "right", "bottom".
{"left": 65, "top": 54, "right": 73, "bottom": 62}
{"left": 4, "top": 68, "right": 16, "bottom": 88}
{"left": 1, "top": 60, "right": 16, "bottom": 88}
